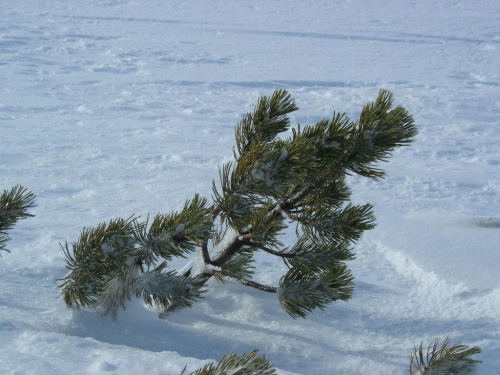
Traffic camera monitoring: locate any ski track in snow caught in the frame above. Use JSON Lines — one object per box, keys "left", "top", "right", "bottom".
{"left": 1, "top": 0, "right": 499, "bottom": 374}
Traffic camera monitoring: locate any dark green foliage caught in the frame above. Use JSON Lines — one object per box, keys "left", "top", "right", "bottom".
{"left": 60, "top": 90, "right": 417, "bottom": 319}
{"left": 0, "top": 185, "right": 36, "bottom": 255}
{"left": 134, "top": 264, "right": 206, "bottom": 314}
{"left": 182, "top": 350, "right": 276, "bottom": 375}
{"left": 409, "top": 337, "right": 482, "bottom": 374}
{"left": 135, "top": 195, "right": 214, "bottom": 263}
{"left": 216, "top": 247, "right": 255, "bottom": 281}
{"left": 278, "top": 262, "right": 354, "bottom": 318}
{"left": 59, "top": 195, "right": 211, "bottom": 316}
{"left": 235, "top": 89, "right": 298, "bottom": 156}
{"left": 60, "top": 216, "right": 141, "bottom": 312}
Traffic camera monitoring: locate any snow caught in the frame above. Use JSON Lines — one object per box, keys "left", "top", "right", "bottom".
{"left": 174, "top": 225, "right": 185, "bottom": 237}
{"left": 189, "top": 246, "right": 215, "bottom": 277}
{"left": 1, "top": 0, "right": 499, "bottom": 374}
{"left": 177, "top": 227, "right": 237, "bottom": 277}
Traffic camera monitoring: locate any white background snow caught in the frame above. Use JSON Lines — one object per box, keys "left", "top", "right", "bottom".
{"left": 1, "top": 0, "right": 499, "bottom": 373}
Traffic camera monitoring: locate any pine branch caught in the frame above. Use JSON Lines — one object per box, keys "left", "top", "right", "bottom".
{"left": 285, "top": 236, "right": 354, "bottom": 270}
{"left": 409, "top": 337, "right": 481, "bottom": 375}
{"left": 278, "top": 263, "right": 354, "bottom": 319}
{"left": 60, "top": 89, "right": 417, "bottom": 319}
{"left": 0, "top": 185, "right": 36, "bottom": 254}
{"left": 59, "top": 216, "right": 139, "bottom": 311}
{"left": 300, "top": 203, "right": 376, "bottom": 245}
{"left": 235, "top": 89, "right": 298, "bottom": 156}
{"left": 135, "top": 194, "right": 213, "bottom": 265}
{"left": 279, "top": 90, "right": 416, "bottom": 212}
{"left": 347, "top": 90, "right": 417, "bottom": 179}
{"left": 182, "top": 349, "right": 276, "bottom": 375}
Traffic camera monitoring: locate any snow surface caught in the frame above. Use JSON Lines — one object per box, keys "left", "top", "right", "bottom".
{"left": 1, "top": 0, "right": 499, "bottom": 373}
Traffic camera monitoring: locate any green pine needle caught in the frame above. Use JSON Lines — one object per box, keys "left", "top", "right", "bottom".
{"left": 134, "top": 264, "right": 206, "bottom": 313}
{"left": 182, "top": 349, "right": 276, "bottom": 375}
{"left": 301, "top": 203, "right": 376, "bottom": 245}
{"left": 0, "top": 185, "right": 36, "bottom": 254}
{"left": 278, "top": 263, "right": 354, "bottom": 318}
{"left": 59, "top": 195, "right": 213, "bottom": 316}
{"left": 409, "top": 337, "right": 482, "bottom": 375}
{"left": 59, "top": 216, "right": 138, "bottom": 311}
{"left": 347, "top": 90, "right": 418, "bottom": 179}
{"left": 136, "top": 194, "right": 213, "bottom": 263}
{"left": 235, "top": 89, "right": 298, "bottom": 156}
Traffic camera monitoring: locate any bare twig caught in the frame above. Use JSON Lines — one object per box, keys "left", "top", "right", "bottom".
{"left": 249, "top": 243, "right": 297, "bottom": 259}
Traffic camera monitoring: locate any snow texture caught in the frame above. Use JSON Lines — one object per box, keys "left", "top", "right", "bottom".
{"left": 1, "top": 0, "right": 499, "bottom": 374}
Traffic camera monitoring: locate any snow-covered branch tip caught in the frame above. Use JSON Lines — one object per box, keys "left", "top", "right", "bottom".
{"left": 59, "top": 89, "right": 417, "bottom": 319}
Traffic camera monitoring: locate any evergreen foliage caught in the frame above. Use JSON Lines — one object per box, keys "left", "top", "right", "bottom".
{"left": 60, "top": 89, "right": 417, "bottom": 318}
{"left": 409, "top": 337, "right": 482, "bottom": 374}
{"left": 182, "top": 337, "right": 482, "bottom": 375}
{"left": 182, "top": 350, "right": 275, "bottom": 375}
{"left": 60, "top": 196, "right": 210, "bottom": 316}
{"left": 0, "top": 185, "right": 36, "bottom": 255}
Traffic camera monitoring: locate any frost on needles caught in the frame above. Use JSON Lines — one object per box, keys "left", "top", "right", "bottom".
{"left": 59, "top": 89, "right": 418, "bottom": 319}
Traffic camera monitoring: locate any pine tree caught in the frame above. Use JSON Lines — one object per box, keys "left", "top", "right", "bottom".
{"left": 0, "top": 185, "right": 36, "bottom": 255}
{"left": 59, "top": 89, "right": 417, "bottom": 318}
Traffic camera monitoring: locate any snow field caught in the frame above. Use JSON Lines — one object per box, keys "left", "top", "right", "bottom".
{"left": 1, "top": 0, "right": 500, "bottom": 373}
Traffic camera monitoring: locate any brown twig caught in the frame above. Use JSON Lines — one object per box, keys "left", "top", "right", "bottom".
{"left": 210, "top": 270, "right": 277, "bottom": 293}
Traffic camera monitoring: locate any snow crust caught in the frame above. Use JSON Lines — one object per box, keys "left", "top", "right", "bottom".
{"left": 1, "top": 0, "right": 499, "bottom": 374}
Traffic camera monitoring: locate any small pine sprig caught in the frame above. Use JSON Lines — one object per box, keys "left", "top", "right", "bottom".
{"left": 134, "top": 194, "right": 214, "bottom": 265}
{"left": 59, "top": 216, "right": 139, "bottom": 313}
{"left": 59, "top": 194, "right": 212, "bottom": 316}
{"left": 347, "top": 89, "right": 418, "bottom": 179}
{"left": 134, "top": 263, "right": 206, "bottom": 313}
{"left": 182, "top": 350, "right": 276, "bottom": 375}
{"left": 409, "top": 337, "right": 482, "bottom": 375}
{"left": 235, "top": 89, "right": 298, "bottom": 156}
{"left": 0, "top": 185, "right": 36, "bottom": 255}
